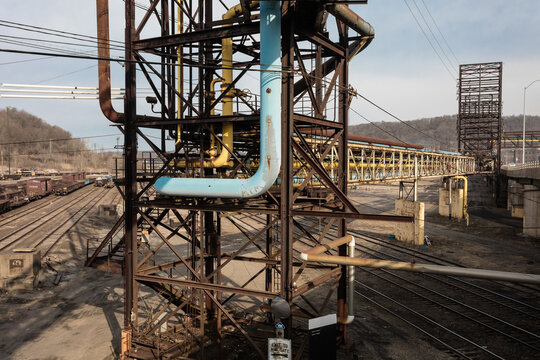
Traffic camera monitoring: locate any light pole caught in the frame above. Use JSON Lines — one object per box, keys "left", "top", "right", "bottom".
{"left": 523, "top": 79, "right": 540, "bottom": 164}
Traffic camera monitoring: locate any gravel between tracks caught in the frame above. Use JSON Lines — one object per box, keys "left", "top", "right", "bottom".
{"left": 0, "top": 176, "right": 538, "bottom": 359}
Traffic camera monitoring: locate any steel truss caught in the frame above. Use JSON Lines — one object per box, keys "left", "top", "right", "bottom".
{"left": 458, "top": 62, "right": 503, "bottom": 171}
{"left": 87, "top": 1, "right": 417, "bottom": 358}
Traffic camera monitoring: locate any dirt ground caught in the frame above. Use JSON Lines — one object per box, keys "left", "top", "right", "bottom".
{"left": 0, "top": 175, "right": 538, "bottom": 359}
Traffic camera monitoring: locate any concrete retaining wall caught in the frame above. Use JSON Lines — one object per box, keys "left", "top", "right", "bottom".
{"left": 523, "top": 185, "right": 540, "bottom": 238}
{"left": 507, "top": 180, "right": 524, "bottom": 218}
{"left": 0, "top": 249, "right": 41, "bottom": 290}
{"left": 394, "top": 199, "right": 424, "bottom": 245}
{"left": 439, "top": 188, "right": 464, "bottom": 219}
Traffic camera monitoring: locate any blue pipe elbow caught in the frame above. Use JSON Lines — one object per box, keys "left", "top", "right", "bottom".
{"left": 154, "top": 1, "right": 281, "bottom": 198}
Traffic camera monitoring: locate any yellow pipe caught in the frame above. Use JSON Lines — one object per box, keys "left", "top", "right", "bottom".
{"left": 209, "top": 1, "right": 259, "bottom": 168}
{"left": 208, "top": 77, "right": 223, "bottom": 157}
{"left": 453, "top": 176, "right": 469, "bottom": 226}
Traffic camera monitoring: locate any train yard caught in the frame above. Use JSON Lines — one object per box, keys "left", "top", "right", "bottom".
{"left": 0, "top": 181, "right": 119, "bottom": 253}
{"left": 1, "top": 1, "right": 539, "bottom": 359}
{"left": 1, "top": 177, "right": 537, "bottom": 359}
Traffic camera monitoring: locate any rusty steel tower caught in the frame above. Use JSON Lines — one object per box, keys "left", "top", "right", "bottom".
{"left": 457, "top": 62, "right": 503, "bottom": 171}
{"left": 86, "top": 0, "right": 413, "bottom": 358}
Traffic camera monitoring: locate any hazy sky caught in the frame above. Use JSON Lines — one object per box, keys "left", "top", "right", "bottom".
{"left": 0, "top": 0, "right": 539, "bottom": 150}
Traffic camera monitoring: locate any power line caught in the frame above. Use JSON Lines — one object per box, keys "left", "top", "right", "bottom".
{"left": 402, "top": 0, "right": 457, "bottom": 80}
{"left": 14, "top": 147, "right": 117, "bottom": 157}
{"left": 0, "top": 56, "right": 51, "bottom": 66}
{"left": 0, "top": 134, "right": 119, "bottom": 146}
{"left": 0, "top": 48, "right": 287, "bottom": 74}
{"left": 35, "top": 65, "right": 97, "bottom": 84}
{"left": 349, "top": 107, "right": 413, "bottom": 146}
{"left": 0, "top": 19, "right": 124, "bottom": 46}
{"left": 353, "top": 91, "right": 454, "bottom": 149}
{"left": 419, "top": 0, "right": 460, "bottom": 65}
{"left": 410, "top": 0, "right": 457, "bottom": 69}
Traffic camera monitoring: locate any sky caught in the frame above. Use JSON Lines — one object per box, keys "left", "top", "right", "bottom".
{"left": 0, "top": 0, "right": 539, "bottom": 151}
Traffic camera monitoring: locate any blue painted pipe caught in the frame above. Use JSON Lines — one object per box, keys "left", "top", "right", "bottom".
{"left": 154, "top": 1, "right": 281, "bottom": 198}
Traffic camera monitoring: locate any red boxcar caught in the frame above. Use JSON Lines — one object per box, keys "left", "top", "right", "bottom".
{"left": 25, "top": 178, "right": 52, "bottom": 199}
{"left": 62, "top": 173, "right": 77, "bottom": 183}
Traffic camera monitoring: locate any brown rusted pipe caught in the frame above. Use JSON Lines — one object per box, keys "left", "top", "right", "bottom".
{"left": 97, "top": 0, "right": 122, "bottom": 123}
{"left": 294, "top": 6, "right": 374, "bottom": 97}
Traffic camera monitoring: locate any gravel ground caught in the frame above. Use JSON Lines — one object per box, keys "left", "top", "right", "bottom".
{"left": 0, "top": 175, "right": 538, "bottom": 359}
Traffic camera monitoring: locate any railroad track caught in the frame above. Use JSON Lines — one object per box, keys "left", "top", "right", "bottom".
{"left": 229, "top": 213, "right": 540, "bottom": 359}
{"left": 0, "top": 186, "right": 105, "bottom": 252}
{"left": 40, "top": 187, "right": 114, "bottom": 256}
{"left": 0, "top": 192, "right": 69, "bottom": 227}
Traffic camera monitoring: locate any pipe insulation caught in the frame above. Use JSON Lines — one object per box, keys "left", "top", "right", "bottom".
{"left": 154, "top": 1, "right": 282, "bottom": 198}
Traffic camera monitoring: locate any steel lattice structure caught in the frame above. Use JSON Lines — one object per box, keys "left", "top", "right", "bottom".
{"left": 458, "top": 62, "right": 503, "bottom": 171}
{"left": 86, "top": 1, "right": 473, "bottom": 358}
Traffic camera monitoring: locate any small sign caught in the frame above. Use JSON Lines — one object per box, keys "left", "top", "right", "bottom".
{"left": 268, "top": 338, "right": 291, "bottom": 360}
{"left": 9, "top": 259, "right": 24, "bottom": 270}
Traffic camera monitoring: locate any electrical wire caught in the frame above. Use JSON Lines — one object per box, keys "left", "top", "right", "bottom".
{"left": 34, "top": 65, "right": 98, "bottom": 84}
{"left": 353, "top": 91, "right": 455, "bottom": 149}
{"left": 419, "top": 0, "right": 460, "bottom": 65}
{"left": 410, "top": 0, "right": 457, "bottom": 70}
{"left": 0, "top": 134, "right": 119, "bottom": 146}
{"left": 0, "top": 19, "right": 124, "bottom": 46}
{"left": 402, "top": 0, "right": 457, "bottom": 80}
{"left": 13, "top": 147, "right": 117, "bottom": 157}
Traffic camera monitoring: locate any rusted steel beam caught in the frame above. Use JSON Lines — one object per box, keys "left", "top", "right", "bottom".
{"left": 139, "top": 211, "right": 201, "bottom": 280}
{"left": 293, "top": 40, "right": 321, "bottom": 117}
{"left": 203, "top": 289, "right": 266, "bottom": 359}
{"left": 291, "top": 209, "right": 414, "bottom": 222}
{"left": 297, "top": 29, "right": 345, "bottom": 57}
{"left": 292, "top": 138, "right": 360, "bottom": 215}
{"left": 293, "top": 113, "right": 344, "bottom": 129}
{"left": 294, "top": 267, "right": 341, "bottom": 298}
{"left": 139, "top": 200, "right": 280, "bottom": 214}
{"left": 135, "top": 114, "right": 258, "bottom": 127}
{"left": 134, "top": 274, "right": 278, "bottom": 298}
{"left": 85, "top": 214, "right": 125, "bottom": 267}
{"left": 133, "top": 22, "right": 259, "bottom": 49}
{"left": 221, "top": 266, "right": 267, "bottom": 306}
{"left": 292, "top": 127, "right": 342, "bottom": 200}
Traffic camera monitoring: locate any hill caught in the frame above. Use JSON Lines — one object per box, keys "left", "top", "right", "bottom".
{"left": 349, "top": 114, "right": 540, "bottom": 152}
{"left": 0, "top": 107, "right": 113, "bottom": 173}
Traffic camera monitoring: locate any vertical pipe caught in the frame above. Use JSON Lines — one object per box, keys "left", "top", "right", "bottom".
{"left": 346, "top": 237, "right": 355, "bottom": 323}
{"left": 124, "top": 0, "right": 137, "bottom": 334}
{"left": 280, "top": 0, "right": 294, "bottom": 338}
{"left": 337, "top": 17, "right": 349, "bottom": 338}
{"left": 176, "top": 1, "right": 183, "bottom": 147}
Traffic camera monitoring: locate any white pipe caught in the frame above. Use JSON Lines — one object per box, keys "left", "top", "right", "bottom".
{"left": 346, "top": 236, "right": 355, "bottom": 324}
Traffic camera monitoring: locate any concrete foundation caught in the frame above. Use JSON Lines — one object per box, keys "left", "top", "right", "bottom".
{"left": 0, "top": 248, "right": 41, "bottom": 290}
{"left": 98, "top": 204, "right": 117, "bottom": 217}
{"left": 439, "top": 188, "right": 464, "bottom": 219}
{"left": 523, "top": 185, "right": 540, "bottom": 238}
{"left": 394, "top": 199, "right": 424, "bottom": 245}
{"left": 507, "top": 180, "right": 524, "bottom": 218}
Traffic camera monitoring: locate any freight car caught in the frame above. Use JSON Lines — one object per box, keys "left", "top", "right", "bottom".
{"left": 0, "top": 184, "right": 27, "bottom": 209}
{"left": 25, "top": 178, "right": 53, "bottom": 200}
{"left": 0, "top": 172, "right": 93, "bottom": 213}
{"left": 54, "top": 172, "right": 89, "bottom": 195}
